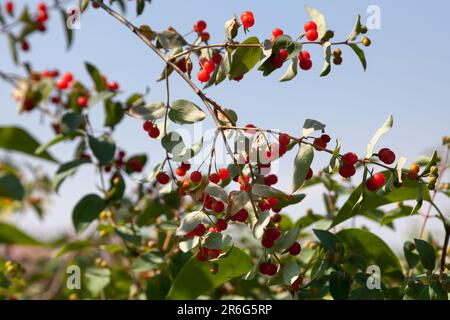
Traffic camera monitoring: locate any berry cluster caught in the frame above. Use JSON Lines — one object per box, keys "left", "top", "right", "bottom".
{"left": 304, "top": 21, "right": 319, "bottom": 41}
{"left": 193, "top": 20, "right": 209, "bottom": 42}
{"left": 197, "top": 57, "right": 217, "bottom": 83}
{"left": 143, "top": 120, "right": 160, "bottom": 139}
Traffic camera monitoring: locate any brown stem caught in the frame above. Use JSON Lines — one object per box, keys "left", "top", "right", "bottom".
{"left": 441, "top": 227, "right": 450, "bottom": 274}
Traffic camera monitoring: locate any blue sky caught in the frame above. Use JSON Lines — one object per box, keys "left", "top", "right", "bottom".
{"left": 1, "top": 0, "right": 449, "bottom": 250}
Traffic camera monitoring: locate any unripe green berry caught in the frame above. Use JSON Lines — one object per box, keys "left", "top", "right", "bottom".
{"left": 360, "top": 25, "right": 368, "bottom": 34}
{"left": 333, "top": 57, "right": 343, "bottom": 65}
{"left": 361, "top": 37, "right": 371, "bottom": 47}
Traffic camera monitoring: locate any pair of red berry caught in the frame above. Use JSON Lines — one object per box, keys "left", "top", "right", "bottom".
{"left": 197, "top": 247, "right": 222, "bottom": 261}
{"left": 259, "top": 262, "right": 277, "bottom": 276}
{"left": 264, "top": 174, "right": 278, "bottom": 186}
{"left": 304, "top": 21, "right": 319, "bottom": 41}
{"left": 298, "top": 51, "right": 313, "bottom": 71}
{"left": 175, "top": 162, "right": 191, "bottom": 177}
{"left": 209, "top": 168, "right": 230, "bottom": 184}
{"left": 230, "top": 208, "right": 249, "bottom": 222}
{"left": 204, "top": 196, "right": 226, "bottom": 213}
{"left": 240, "top": 11, "right": 255, "bottom": 29}
{"left": 313, "top": 134, "right": 331, "bottom": 150}
{"left": 143, "top": 120, "right": 160, "bottom": 139}
{"left": 339, "top": 152, "right": 358, "bottom": 178}
{"left": 36, "top": 2, "right": 49, "bottom": 24}
{"left": 272, "top": 28, "right": 284, "bottom": 39}
{"left": 56, "top": 72, "right": 74, "bottom": 90}
{"left": 378, "top": 148, "right": 396, "bottom": 164}
{"left": 258, "top": 197, "right": 279, "bottom": 212}
{"left": 197, "top": 57, "right": 217, "bottom": 83}
{"left": 193, "top": 20, "right": 210, "bottom": 42}
{"left": 261, "top": 227, "right": 281, "bottom": 248}
{"left": 185, "top": 223, "right": 206, "bottom": 239}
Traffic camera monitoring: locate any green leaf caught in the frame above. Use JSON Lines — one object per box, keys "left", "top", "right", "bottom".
{"left": 0, "top": 222, "right": 42, "bottom": 246}
{"left": 305, "top": 5, "right": 327, "bottom": 39}
{"left": 205, "top": 183, "right": 228, "bottom": 203}
{"left": 88, "top": 91, "right": 115, "bottom": 108}
{"left": 313, "top": 229, "right": 339, "bottom": 252}
{"left": 175, "top": 210, "right": 206, "bottom": 237}
{"left": 292, "top": 145, "right": 314, "bottom": 193}
{"left": 88, "top": 135, "right": 116, "bottom": 165}
{"left": 279, "top": 58, "right": 298, "bottom": 82}
{"left": 403, "top": 242, "right": 420, "bottom": 269}
{"left": 85, "top": 62, "right": 106, "bottom": 91}
{"left": 53, "top": 159, "right": 90, "bottom": 192}
{"left": 347, "top": 15, "right": 362, "bottom": 41}
{"left": 336, "top": 229, "right": 403, "bottom": 280}
{"left": 56, "top": 240, "right": 91, "bottom": 257}
{"left": 0, "top": 126, "right": 57, "bottom": 162}
{"left": 85, "top": 267, "right": 111, "bottom": 297}
{"left": 132, "top": 252, "right": 164, "bottom": 272}
{"left": 348, "top": 43, "right": 367, "bottom": 71}
{"left": 215, "top": 51, "right": 231, "bottom": 84}
{"left": 253, "top": 211, "right": 271, "bottom": 239}
{"left": 329, "top": 271, "right": 351, "bottom": 300}
{"left": 320, "top": 42, "right": 332, "bottom": 77}
{"left": 421, "top": 150, "right": 438, "bottom": 176}
{"left": 0, "top": 173, "right": 24, "bottom": 200}
{"left": 36, "top": 131, "right": 82, "bottom": 156}
{"left": 60, "top": 112, "right": 82, "bottom": 135}
{"left": 128, "top": 101, "right": 165, "bottom": 121}
{"left": 72, "top": 194, "right": 107, "bottom": 232}
{"left": 366, "top": 114, "right": 393, "bottom": 158}
{"left": 404, "top": 283, "right": 430, "bottom": 300}
{"left": 271, "top": 226, "right": 300, "bottom": 252}
{"left": 104, "top": 100, "right": 124, "bottom": 128}
{"left": 229, "top": 37, "right": 261, "bottom": 79}
{"left": 59, "top": 9, "right": 74, "bottom": 49}
{"left": 161, "top": 131, "right": 185, "bottom": 155}
{"left": 136, "top": 199, "right": 171, "bottom": 226}
{"left": 169, "top": 99, "right": 205, "bottom": 124}
{"left": 414, "top": 238, "right": 436, "bottom": 271}
{"left": 251, "top": 184, "right": 286, "bottom": 199}
{"left": 166, "top": 247, "right": 252, "bottom": 299}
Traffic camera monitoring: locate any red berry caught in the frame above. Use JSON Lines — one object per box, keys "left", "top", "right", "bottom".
{"left": 21, "top": 40, "right": 30, "bottom": 52}
{"left": 5, "top": 1, "right": 14, "bottom": 15}
{"left": 156, "top": 172, "right": 170, "bottom": 184}
{"left": 342, "top": 152, "right": 359, "bottom": 166}
{"left": 180, "top": 162, "right": 191, "bottom": 171}
{"left": 265, "top": 263, "right": 278, "bottom": 276}
{"left": 204, "top": 195, "right": 214, "bottom": 209}
{"left": 298, "top": 51, "right": 311, "bottom": 61}
{"left": 197, "top": 69, "right": 210, "bottom": 83}
{"left": 176, "top": 59, "right": 187, "bottom": 73}
{"left": 203, "top": 60, "right": 215, "bottom": 74}
{"left": 107, "top": 81, "right": 119, "bottom": 91}
{"left": 272, "top": 28, "right": 284, "bottom": 38}
{"left": 265, "top": 174, "right": 278, "bottom": 186}
{"left": 306, "top": 168, "right": 313, "bottom": 180}
{"left": 37, "top": 23, "right": 46, "bottom": 32}
{"left": 200, "top": 32, "right": 210, "bottom": 42}
{"left": 118, "top": 150, "right": 126, "bottom": 159}
{"left": 261, "top": 237, "right": 274, "bottom": 248}
{"left": 148, "top": 126, "right": 160, "bottom": 139}
{"left": 259, "top": 263, "right": 269, "bottom": 274}
{"left": 339, "top": 165, "right": 356, "bottom": 178}
{"left": 378, "top": 148, "right": 396, "bottom": 165}
{"left": 245, "top": 123, "right": 257, "bottom": 134}
{"left": 196, "top": 248, "right": 208, "bottom": 262}
{"left": 306, "top": 29, "right": 319, "bottom": 41}
{"left": 290, "top": 276, "right": 303, "bottom": 292}
{"left": 62, "top": 72, "right": 73, "bottom": 83}
{"left": 279, "top": 133, "right": 291, "bottom": 146}
{"left": 270, "top": 54, "right": 284, "bottom": 69}
{"left": 175, "top": 167, "right": 186, "bottom": 177}
{"left": 366, "top": 178, "right": 378, "bottom": 192}
{"left": 267, "top": 197, "right": 279, "bottom": 208}
{"left": 77, "top": 96, "right": 88, "bottom": 108}
{"left": 37, "top": 2, "right": 47, "bottom": 12}
{"left": 259, "top": 200, "right": 271, "bottom": 212}
{"left": 212, "top": 201, "right": 225, "bottom": 213}
{"left": 240, "top": 12, "right": 255, "bottom": 28}
{"left": 209, "top": 173, "right": 220, "bottom": 184}
{"left": 289, "top": 242, "right": 302, "bottom": 256}
{"left": 193, "top": 223, "right": 206, "bottom": 237}
{"left": 36, "top": 10, "right": 48, "bottom": 23}
{"left": 56, "top": 79, "right": 68, "bottom": 90}
{"left": 212, "top": 52, "right": 222, "bottom": 65}
{"left": 50, "top": 96, "right": 60, "bottom": 104}
{"left": 304, "top": 21, "right": 317, "bottom": 32}
{"left": 216, "top": 219, "right": 228, "bottom": 231}
{"left": 194, "top": 20, "right": 207, "bottom": 33}
{"left": 190, "top": 171, "right": 202, "bottom": 183}
{"left": 313, "top": 137, "right": 327, "bottom": 150}
{"left": 321, "top": 134, "right": 331, "bottom": 143}
{"left": 271, "top": 213, "right": 282, "bottom": 223}
{"left": 143, "top": 120, "right": 153, "bottom": 131}
{"left": 265, "top": 227, "right": 281, "bottom": 240}
{"left": 233, "top": 75, "right": 244, "bottom": 81}
{"left": 373, "top": 173, "right": 386, "bottom": 188}
{"left": 218, "top": 168, "right": 229, "bottom": 181}
{"left": 278, "top": 49, "right": 289, "bottom": 61}
{"left": 232, "top": 209, "right": 248, "bottom": 222}
{"left": 299, "top": 58, "right": 312, "bottom": 70}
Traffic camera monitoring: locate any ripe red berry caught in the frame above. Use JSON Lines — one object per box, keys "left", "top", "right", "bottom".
{"left": 271, "top": 213, "right": 282, "bottom": 223}
{"left": 176, "top": 59, "right": 187, "bottom": 73}
{"left": 37, "top": 2, "right": 47, "bottom": 12}
{"left": 197, "top": 69, "right": 210, "bottom": 83}
{"left": 342, "top": 152, "right": 359, "bottom": 166}
{"left": 56, "top": 79, "right": 68, "bottom": 90}
{"left": 233, "top": 75, "right": 244, "bottom": 81}
{"left": 289, "top": 242, "right": 302, "bottom": 256}
{"left": 156, "top": 172, "right": 170, "bottom": 184}
{"left": 306, "top": 29, "right": 319, "bottom": 41}
{"left": 196, "top": 249, "right": 208, "bottom": 262}
{"left": 193, "top": 223, "right": 206, "bottom": 237}
{"left": 339, "top": 165, "right": 356, "bottom": 178}
{"left": 298, "top": 51, "right": 311, "bottom": 61}
{"left": 37, "top": 23, "right": 46, "bottom": 32}
{"left": 180, "top": 162, "right": 191, "bottom": 171}
{"left": 313, "top": 137, "right": 327, "bottom": 150}
{"left": 259, "top": 262, "right": 269, "bottom": 274}
{"left": 216, "top": 219, "right": 228, "bottom": 231}
{"left": 190, "top": 171, "right": 202, "bottom": 183}
{"left": 261, "top": 237, "right": 274, "bottom": 248}
{"left": 5, "top": 1, "right": 14, "bottom": 15}
{"left": 278, "top": 49, "right": 289, "bottom": 61}
{"left": 267, "top": 197, "right": 279, "bottom": 208}
{"left": 77, "top": 96, "right": 88, "bottom": 108}
{"left": 304, "top": 21, "right": 317, "bottom": 32}
{"left": 21, "top": 40, "right": 30, "bottom": 52}
{"left": 265, "top": 174, "right": 278, "bottom": 186}
{"left": 107, "top": 81, "right": 119, "bottom": 91}
{"left": 321, "top": 134, "right": 331, "bottom": 143}
{"left": 212, "top": 200, "right": 225, "bottom": 213}
{"left": 265, "top": 227, "right": 281, "bottom": 241}
{"left": 265, "top": 263, "right": 278, "bottom": 276}
{"left": 373, "top": 173, "right": 386, "bottom": 188}
{"left": 270, "top": 54, "right": 284, "bottom": 69}
{"left": 200, "top": 32, "right": 210, "bottom": 42}
{"left": 299, "top": 58, "right": 312, "bottom": 71}
{"left": 118, "top": 150, "right": 126, "bottom": 159}
{"left": 279, "top": 133, "right": 291, "bottom": 146}
{"left": 203, "top": 60, "right": 215, "bottom": 74}
{"left": 143, "top": 120, "right": 153, "bottom": 131}
{"left": 366, "top": 178, "right": 378, "bottom": 192}
{"left": 240, "top": 11, "right": 255, "bottom": 28}
{"left": 36, "top": 10, "right": 48, "bottom": 23}
{"left": 218, "top": 168, "right": 229, "bottom": 181}
{"left": 272, "top": 28, "right": 284, "bottom": 38}
{"left": 62, "top": 72, "right": 73, "bottom": 83}
{"left": 378, "top": 148, "right": 396, "bottom": 165}
{"left": 306, "top": 168, "right": 313, "bottom": 180}
{"left": 212, "top": 52, "right": 222, "bottom": 65}
{"left": 194, "top": 20, "right": 207, "bottom": 33}
{"left": 232, "top": 209, "right": 248, "bottom": 222}
{"left": 148, "top": 126, "right": 160, "bottom": 139}
{"left": 208, "top": 173, "right": 220, "bottom": 184}
{"left": 175, "top": 167, "right": 186, "bottom": 177}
